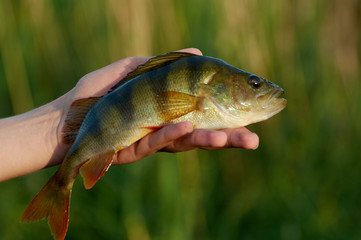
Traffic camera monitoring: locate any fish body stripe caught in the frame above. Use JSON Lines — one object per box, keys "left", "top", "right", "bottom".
{"left": 185, "top": 56, "right": 205, "bottom": 94}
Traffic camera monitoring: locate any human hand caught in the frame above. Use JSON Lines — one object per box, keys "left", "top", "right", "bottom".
{"left": 56, "top": 48, "right": 259, "bottom": 166}
{"left": 0, "top": 48, "right": 258, "bottom": 181}
{"left": 113, "top": 122, "right": 259, "bottom": 165}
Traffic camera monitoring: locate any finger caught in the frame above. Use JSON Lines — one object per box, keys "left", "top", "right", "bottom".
{"left": 162, "top": 127, "right": 259, "bottom": 152}
{"left": 177, "top": 48, "right": 203, "bottom": 56}
{"left": 142, "top": 122, "right": 194, "bottom": 153}
{"left": 113, "top": 122, "right": 193, "bottom": 164}
{"left": 162, "top": 129, "right": 228, "bottom": 152}
{"left": 219, "top": 128, "right": 259, "bottom": 150}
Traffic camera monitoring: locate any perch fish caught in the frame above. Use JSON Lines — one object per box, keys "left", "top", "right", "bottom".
{"left": 21, "top": 52, "right": 287, "bottom": 239}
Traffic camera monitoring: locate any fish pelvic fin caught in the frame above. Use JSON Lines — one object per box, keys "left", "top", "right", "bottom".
{"left": 80, "top": 151, "right": 115, "bottom": 189}
{"left": 62, "top": 97, "right": 101, "bottom": 144}
{"left": 21, "top": 170, "right": 75, "bottom": 240}
{"left": 156, "top": 91, "right": 204, "bottom": 122}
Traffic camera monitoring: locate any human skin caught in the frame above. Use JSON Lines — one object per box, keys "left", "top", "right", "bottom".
{"left": 0, "top": 48, "right": 259, "bottom": 182}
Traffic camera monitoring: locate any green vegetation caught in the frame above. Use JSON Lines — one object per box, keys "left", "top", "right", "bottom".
{"left": 1, "top": 0, "right": 360, "bottom": 239}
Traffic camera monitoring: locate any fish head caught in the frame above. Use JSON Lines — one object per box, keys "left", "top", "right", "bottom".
{"left": 203, "top": 68, "right": 287, "bottom": 126}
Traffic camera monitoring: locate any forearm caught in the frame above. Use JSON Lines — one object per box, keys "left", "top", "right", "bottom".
{"left": 0, "top": 94, "right": 70, "bottom": 182}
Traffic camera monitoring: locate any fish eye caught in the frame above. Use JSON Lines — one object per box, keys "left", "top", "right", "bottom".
{"left": 248, "top": 75, "right": 262, "bottom": 89}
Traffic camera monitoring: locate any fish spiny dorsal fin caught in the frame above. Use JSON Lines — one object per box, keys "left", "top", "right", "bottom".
{"left": 109, "top": 52, "right": 197, "bottom": 92}
{"left": 62, "top": 97, "right": 100, "bottom": 144}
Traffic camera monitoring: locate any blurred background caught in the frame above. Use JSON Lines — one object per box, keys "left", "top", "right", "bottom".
{"left": 0, "top": 0, "right": 360, "bottom": 239}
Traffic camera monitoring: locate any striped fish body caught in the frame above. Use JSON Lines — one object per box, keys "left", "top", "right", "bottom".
{"left": 75, "top": 55, "right": 237, "bottom": 156}
{"left": 21, "top": 52, "right": 287, "bottom": 240}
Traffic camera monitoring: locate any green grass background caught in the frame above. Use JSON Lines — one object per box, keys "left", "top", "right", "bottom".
{"left": 1, "top": 0, "right": 360, "bottom": 239}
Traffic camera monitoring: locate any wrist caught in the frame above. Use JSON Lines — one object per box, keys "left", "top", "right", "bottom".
{"left": 41, "top": 93, "right": 72, "bottom": 167}
{"left": 0, "top": 92, "right": 72, "bottom": 181}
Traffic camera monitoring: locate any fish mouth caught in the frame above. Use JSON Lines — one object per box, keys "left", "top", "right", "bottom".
{"left": 268, "top": 88, "right": 287, "bottom": 109}
{"left": 257, "top": 87, "right": 287, "bottom": 109}
{"left": 272, "top": 88, "right": 284, "bottom": 98}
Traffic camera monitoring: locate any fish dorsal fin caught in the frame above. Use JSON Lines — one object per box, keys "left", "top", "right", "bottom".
{"left": 62, "top": 97, "right": 100, "bottom": 144}
{"left": 109, "top": 52, "right": 197, "bottom": 92}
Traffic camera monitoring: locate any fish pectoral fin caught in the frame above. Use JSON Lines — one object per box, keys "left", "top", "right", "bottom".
{"left": 156, "top": 91, "right": 204, "bottom": 121}
{"left": 79, "top": 151, "right": 115, "bottom": 189}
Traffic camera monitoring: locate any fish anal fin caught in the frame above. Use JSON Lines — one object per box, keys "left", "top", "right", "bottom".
{"left": 156, "top": 91, "right": 204, "bottom": 122}
{"left": 62, "top": 97, "right": 100, "bottom": 144}
{"left": 80, "top": 151, "right": 115, "bottom": 189}
{"left": 109, "top": 52, "right": 197, "bottom": 92}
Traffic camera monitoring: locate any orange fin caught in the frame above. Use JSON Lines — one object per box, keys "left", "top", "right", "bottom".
{"left": 79, "top": 151, "right": 115, "bottom": 189}
{"left": 22, "top": 170, "right": 74, "bottom": 240}
{"left": 156, "top": 91, "right": 203, "bottom": 121}
{"left": 141, "top": 126, "right": 165, "bottom": 131}
{"left": 109, "top": 52, "right": 197, "bottom": 92}
{"left": 62, "top": 97, "right": 100, "bottom": 144}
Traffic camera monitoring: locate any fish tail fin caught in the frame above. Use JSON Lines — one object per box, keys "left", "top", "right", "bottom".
{"left": 21, "top": 170, "right": 74, "bottom": 240}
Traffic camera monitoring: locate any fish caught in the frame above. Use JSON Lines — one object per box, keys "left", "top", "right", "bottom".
{"left": 21, "top": 52, "right": 287, "bottom": 239}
